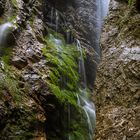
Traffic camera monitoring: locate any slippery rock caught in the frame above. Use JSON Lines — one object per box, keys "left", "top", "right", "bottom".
{"left": 12, "top": 56, "right": 28, "bottom": 69}
{"left": 94, "top": 0, "right": 140, "bottom": 139}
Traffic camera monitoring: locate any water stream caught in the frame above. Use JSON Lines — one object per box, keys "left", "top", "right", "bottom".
{"left": 100, "top": 0, "right": 110, "bottom": 19}
{"left": 76, "top": 39, "right": 87, "bottom": 88}
{"left": 55, "top": 10, "right": 59, "bottom": 33}
{"left": 0, "top": 0, "right": 111, "bottom": 139}
{"left": 49, "top": 3, "right": 98, "bottom": 137}
{"left": 76, "top": 40, "right": 96, "bottom": 140}
{"left": 49, "top": 32, "right": 96, "bottom": 139}
{"left": 0, "top": 22, "right": 13, "bottom": 47}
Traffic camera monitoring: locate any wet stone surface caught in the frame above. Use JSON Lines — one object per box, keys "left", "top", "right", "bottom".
{"left": 94, "top": 0, "right": 140, "bottom": 139}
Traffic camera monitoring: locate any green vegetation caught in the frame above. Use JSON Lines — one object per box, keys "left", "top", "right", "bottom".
{"left": 0, "top": 56, "right": 39, "bottom": 140}
{"left": 1, "top": 47, "right": 13, "bottom": 64}
{"left": 42, "top": 34, "right": 80, "bottom": 106}
{"left": 42, "top": 32, "right": 91, "bottom": 140}
{"left": 128, "top": 0, "right": 133, "bottom": 5}
{"left": 11, "top": 0, "right": 18, "bottom": 9}
{"left": 0, "top": 63, "right": 22, "bottom": 104}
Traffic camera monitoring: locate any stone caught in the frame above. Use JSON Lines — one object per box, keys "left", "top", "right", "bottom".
{"left": 94, "top": 0, "right": 140, "bottom": 139}
{"left": 12, "top": 56, "right": 28, "bottom": 69}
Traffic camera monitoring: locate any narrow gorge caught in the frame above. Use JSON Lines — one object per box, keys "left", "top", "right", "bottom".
{"left": 0, "top": 0, "right": 139, "bottom": 140}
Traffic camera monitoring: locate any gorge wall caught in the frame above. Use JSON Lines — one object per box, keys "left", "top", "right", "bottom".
{"left": 0, "top": 0, "right": 139, "bottom": 139}
{"left": 0, "top": 0, "right": 99, "bottom": 139}
{"left": 94, "top": 0, "right": 140, "bottom": 139}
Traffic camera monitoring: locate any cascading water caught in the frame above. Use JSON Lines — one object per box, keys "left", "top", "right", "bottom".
{"left": 99, "top": 0, "right": 110, "bottom": 20}
{"left": 76, "top": 40, "right": 96, "bottom": 140}
{"left": 55, "top": 10, "right": 59, "bottom": 33}
{"left": 0, "top": 22, "right": 13, "bottom": 47}
{"left": 44, "top": 0, "right": 112, "bottom": 138}
{"left": 47, "top": 31, "right": 96, "bottom": 139}
{"left": 76, "top": 39, "right": 87, "bottom": 88}
{"left": 47, "top": 4, "right": 97, "bottom": 138}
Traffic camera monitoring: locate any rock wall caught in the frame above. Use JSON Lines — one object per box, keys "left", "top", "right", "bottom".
{"left": 0, "top": 0, "right": 47, "bottom": 139}
{"left": 0, "top": 0, "right": 99, "bottom": 139}
{"left": 44, "top": 0, "right": 101, "bottom": 89}
{"left": 94, "top": 0, "right": 140, "bottom": 139}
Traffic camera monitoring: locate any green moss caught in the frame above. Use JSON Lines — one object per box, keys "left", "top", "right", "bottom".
{"left": 42, "top": 32, "right": 91, "bottom": 140}
{"left": 0, "top": 62, "right": 22, "bottom": 104}
{"left": 1, "top": 47, "right": 13, "bottom": 64}
{"left": 127, "top": 0, "right": 135, "bottom": 5}
{"left": 0, "top": 61, "right": 40, "bottom": 139}
{"left": 42, "top": 34, "right": 80, "bottom": 106}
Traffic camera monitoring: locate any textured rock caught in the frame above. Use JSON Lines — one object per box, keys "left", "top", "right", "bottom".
{"left": 44, "top": 0, "right": 102, "bottom": 88}
{"left": 94, "top": 0, "right": 140, "bottom": 139}
{"left": 0, "top": 0, "right": 47, "bottom": 139}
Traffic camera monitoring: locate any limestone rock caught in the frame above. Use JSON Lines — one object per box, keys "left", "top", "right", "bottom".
{"left": 94, "top": 0, "right": 140, "bottom": 139}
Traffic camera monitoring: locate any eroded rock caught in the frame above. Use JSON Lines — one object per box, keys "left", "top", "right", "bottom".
{"left": 94, "top": 0, "right": 140, "bottom": 139}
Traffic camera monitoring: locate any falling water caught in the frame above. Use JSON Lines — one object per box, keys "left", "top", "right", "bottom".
{"left": 76, "top": 90, "right": 96, "bottom": 140}
{"left": 0, "top": 22, "right": 13, "bottom": 47}
{"left": 76, "top": 40, "right": 96, "bottom": 140}
{"left": 55, "top": 10, "right": 59, "bottom": 33}
{"left": 51, "top": 7, "right": 54, "bottom": 24}
{"left": 100, "top": 0, "right": 110, "bottom": 19}
{"left": 49, "top": 8, "right": 60, "bottom": 33}
{"left": 49, "top": 34, "right": 62, "bottom": 52}
{"left": 48, "top": 6, "right": 97, "bottom": 139}
{"left": 76, "top": 39, "right": 87, "bottom": 88}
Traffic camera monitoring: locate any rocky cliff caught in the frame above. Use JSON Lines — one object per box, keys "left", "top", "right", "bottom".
{"left": 0, "top": 0, "right": 98, "bottom": 140}
{"left": 94, "top": 0, "right": 140, "bottom": 139}
{"left": 0, "top": 0, "right": 139, "bottom": 139}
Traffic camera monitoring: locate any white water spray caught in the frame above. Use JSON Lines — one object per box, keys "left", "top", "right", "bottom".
{"left": 76, "top": 39, "right": 87, "bottom": 88}
{"left": 76, "top": 40, "right": 96, "bottom": 140}
{"left": 0, "top": 22, "right": 13, "bottom": 47}
{"left": 55, "top": 10, "right": 59, "bottom": 33}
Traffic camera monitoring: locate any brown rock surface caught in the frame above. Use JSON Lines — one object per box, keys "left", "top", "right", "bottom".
{"left": 94, "top": 0, "right": 140, "bottom": 139}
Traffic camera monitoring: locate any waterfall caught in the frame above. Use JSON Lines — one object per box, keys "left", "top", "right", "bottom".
{"left": 100, "top": 0, "right": 110, "bottom": 19}
{"left": 76, "top": 39, "right": 87, "bottom": 88}
{"left": 76, "top": 90, "right": 96, "bottom": 140}
{"left": 76, "top": 40, "right": 96, "bottom": 140}
{"left": 55, "top": 10, "right": 59, "bottom": 33}
{"left": 46, "top": 4, "right": 99, "bottom": 139}
{"left": 48, "top": 33, "right": 96, "bottom": 139}
{"left": 0, "top": 22, "right": 13, "bottom": 47}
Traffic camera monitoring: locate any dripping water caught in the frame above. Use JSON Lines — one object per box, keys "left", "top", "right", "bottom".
{"left": 51, "top": 7, "right": 54, "bottom": 24}
{"left": 76, "top": 39, "right": 87, "bottom": 88}
{"left": 76, "top": 40, "right": 96, "bottom": 140}
{"left": 48, "top": 33, "right": 96, "bottom": 140}
{"left": 0, "top": 22, "right": 13, "bottom": 47}
{"left": 76, "top": 90, "right": 96, "bottom": 140}
{"left": 49, "top": 8, "right": 60, "bottom": 34}
{"left": 55, "top": 10, "right": 59, "bottom": 33}
{"left": 48, "top": 7, "right": 97, "bottom": 139}
{"left": 49, "top": 34, "right": 62, "bottom": 52}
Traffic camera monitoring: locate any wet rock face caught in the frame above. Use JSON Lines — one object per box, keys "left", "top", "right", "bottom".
{"left": 94, "top": 0, "right": 140, "bottom": 139}
{"left": 44, "top": 0, "right": 101, "bottom": 88}
{"left": 0, "top": 0, "right": 47, "bottom": 139}
{"left": 46, "top": 0, "right": 99, "bottom": 51}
